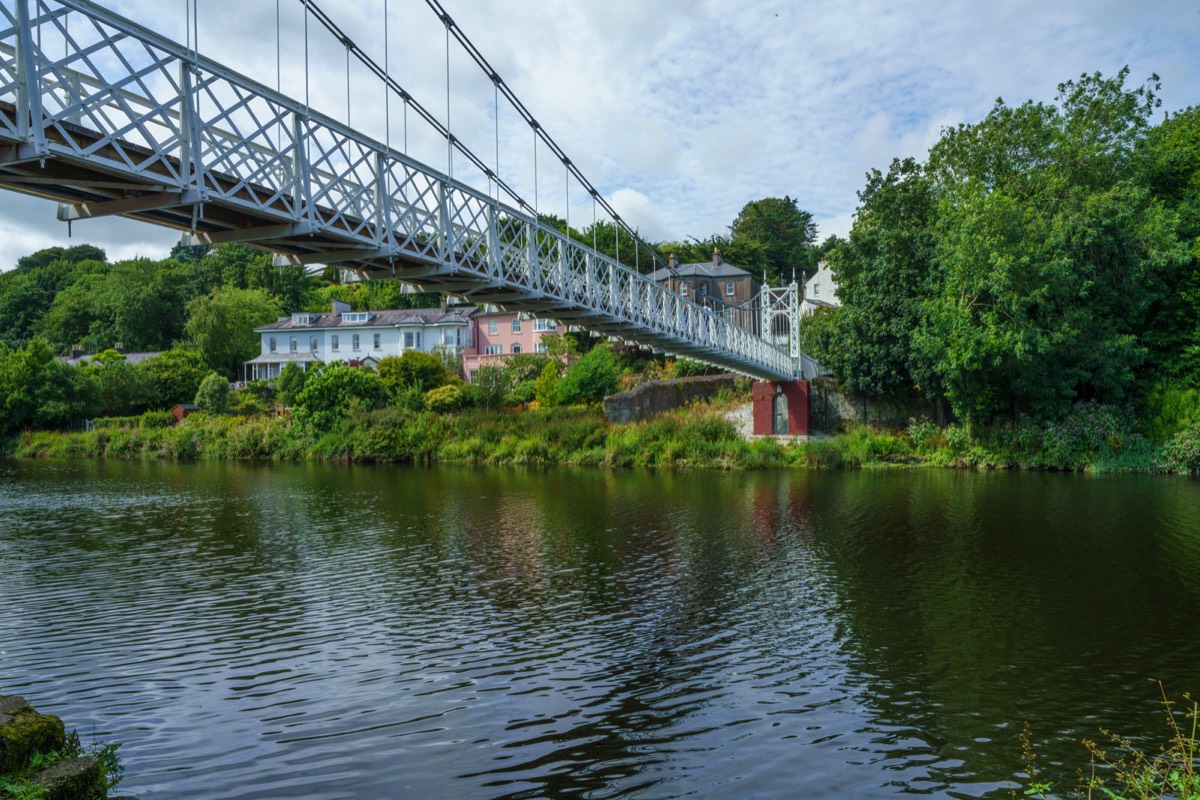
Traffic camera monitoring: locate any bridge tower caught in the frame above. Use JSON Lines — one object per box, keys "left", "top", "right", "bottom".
{"left": 754, "top": 282, "right": 809, "bottom": 436}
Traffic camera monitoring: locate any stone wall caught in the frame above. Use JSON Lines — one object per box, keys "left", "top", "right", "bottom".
{"left": 808, "top": 376, "right": 946, "bottom": 432}
{"left": 603, "top": 374, "right": 737, "bottom": 423}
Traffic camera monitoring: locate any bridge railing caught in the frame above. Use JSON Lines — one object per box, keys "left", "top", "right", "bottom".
{"left": 0, "top": 0, "right": 801, "bottom": 380}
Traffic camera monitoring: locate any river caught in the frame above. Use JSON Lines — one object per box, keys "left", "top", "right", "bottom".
{"left": 1, "top": 460, "right": 1198, "bottom": 798}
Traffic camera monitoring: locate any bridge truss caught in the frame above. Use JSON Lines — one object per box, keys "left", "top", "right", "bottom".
{"left": 0, "top": 0, "right": 809, "bottom": 381}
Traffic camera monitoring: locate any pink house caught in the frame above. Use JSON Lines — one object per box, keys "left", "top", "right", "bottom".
{"left": 462, "top": 311, "right": 562, "bottom": 381}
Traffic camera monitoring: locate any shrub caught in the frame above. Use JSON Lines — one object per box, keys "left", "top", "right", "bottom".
{"left": 1145, "top": 382, "right": 1200, "bottom": 439}
{"left": 675, "top": 358, "right": 716, "bottom": 377}
{"left": 294, "top": 364, "right": 388, "bottom": 430}
{"left": 138, "top": 410, "right": 175, "bottom": 428}
{"left": 425, "top": 384, "right": 462, "bottom": 412}
{"left": 377, "top": 351, "right": 448, "bottom": 395}
{"left": 1156, "top": 423, "right": 1200, "bottom": 473}
{"left": 557, "top": 342, "right": 619, "bottom": 405}
{"left": 472, "top": 365, "right": 507, "bottom": 410}
{"left": 194, "top": 371, "right": 230, "bottom": 414}
{"left": 275, "top": 362, "right": 308, "bottom": 406}
{"left": 534, "top": 360, "right": 561, "bottom": 407}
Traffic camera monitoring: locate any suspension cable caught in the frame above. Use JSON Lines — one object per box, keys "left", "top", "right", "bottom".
{"left": 444, "top": 18, "right": 452, "bottom": 178}
{"left": 421, "top": 0, "right": 664, "bottom": 272}
{"left": 383, "top": 0, "right": 389, "bottom": 150}
{"left": 302, "top": 0, "right": 309, "bottom": 111}
{"left": 493, "top": 79, "right": 499, "bottom": 201}
{"left": 300, "top": 0, "right": 530, "bottom": 213}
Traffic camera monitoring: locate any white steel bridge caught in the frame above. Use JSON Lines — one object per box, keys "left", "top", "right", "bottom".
{"left": 0, "top": 0, "right": 814, "bottom": 381}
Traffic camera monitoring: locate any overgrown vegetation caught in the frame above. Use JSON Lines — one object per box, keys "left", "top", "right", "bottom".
{"left": 1020, "top": 687, "right": 1199, "bottom": 800}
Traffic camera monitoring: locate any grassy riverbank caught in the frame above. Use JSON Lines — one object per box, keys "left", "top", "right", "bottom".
{"left": 6, "top": 400, "right": 1199, "bottom": 473}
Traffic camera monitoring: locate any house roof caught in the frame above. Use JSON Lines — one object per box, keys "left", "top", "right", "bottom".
{"left": 647, "top": 261, "right": 753, "bottom": 282}
{"left": 56, "top": 350, "right": 163, "bottom": 367}
{"left": 245, "top": 352, "right": 325, "bottom": 365}
{"left": 256, "top": 307, "right": 475, "bottom": 333}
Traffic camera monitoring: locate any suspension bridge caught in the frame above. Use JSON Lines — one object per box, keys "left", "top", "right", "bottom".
{"left": 0, "top": 0, "right": 816, "bottom": 389}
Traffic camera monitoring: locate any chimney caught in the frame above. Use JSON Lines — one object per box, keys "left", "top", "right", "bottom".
{"left": 713, "top": 248, "right": 722, "bottom": 266}
{"left": 113, "top": 341, "right": 125, "bottom": 354}
{"left": 332, "top": 300, "right": 351, "bottom": 316}
{"left": 668, "top": 253, "right": 678, "bottom": 269}
{"left": 70, "top": 345, "right": 84, "bottom": 359}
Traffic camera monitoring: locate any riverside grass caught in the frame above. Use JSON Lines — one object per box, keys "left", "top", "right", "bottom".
{"left": 10, "top": 405, "right": 799, "bottom": 470}
{"left": 8, "top": 402, "right": 1199, "bottom": 473}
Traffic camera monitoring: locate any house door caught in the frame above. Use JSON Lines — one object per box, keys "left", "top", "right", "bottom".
{"left": 772, "top": 390, "right": 789, "bottom": 435}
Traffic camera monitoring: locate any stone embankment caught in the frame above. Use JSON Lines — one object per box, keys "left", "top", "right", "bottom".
{"left": 0, "top": 696, "right": 132, "bottom": 800}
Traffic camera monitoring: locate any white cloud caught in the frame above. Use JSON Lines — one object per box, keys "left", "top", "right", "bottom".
{"left": 1, "top": 0, "right": 1197, "bottom": 270}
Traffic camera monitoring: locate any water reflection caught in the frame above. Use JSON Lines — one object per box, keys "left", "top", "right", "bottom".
{"left": 0, "top": 461, "right": 1197, "bottom": 799}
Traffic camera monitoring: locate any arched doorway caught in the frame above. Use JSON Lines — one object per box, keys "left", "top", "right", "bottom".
{"left": 772, "top": 388, "right": 789, "bottom": 435}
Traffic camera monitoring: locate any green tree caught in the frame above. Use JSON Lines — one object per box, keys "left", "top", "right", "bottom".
{"left": 138, "top": 348, "right": 209, "bottom": 406}
{"left": 1137, "top": 105, "right": 1200, "bottom": 384}
{"left": 557, "top": 342, "right": 620, "bottom": 405}
{"left": 293, "top": 364, "right": 388, "bottom": 429}
{"left": 274, "top": 362, "right": 308, "bottom": 407}
{"left": 184, "top": 286, "right": 283, "bottom": 379}
{"left": 729, "top": 196, "right": 818, "bottom": 282}
{"left": 0, "top": 340, "right": 98, "bottom": 433}
{"left": 812, "top": 158, "right": 940, "bottom": 401}
{"left": 194, "top": 371, "right": 230, "bottom": 414}
{"left": 91, "top": 358, "right": 157, "bottom": 416}
{"left": 916, "top": 69, "right": 1183, "bottom": 422}
{"left": 472, "top": 365, "right": 507, "bottom": 410}
{"left": 376, "top": 351, "right": 448, "bottom": 396}
{"left": 533, "top": 359, "right": 561, "bottom": 407}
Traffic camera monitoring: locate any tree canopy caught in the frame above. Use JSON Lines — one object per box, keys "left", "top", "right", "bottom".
{"left": 812, "top": 69, "right": 1199, "bottom": 425}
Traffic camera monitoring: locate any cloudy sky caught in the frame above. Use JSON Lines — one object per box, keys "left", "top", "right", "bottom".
{"left": 1, "top": 0, "right": 1197, "bottom": 270}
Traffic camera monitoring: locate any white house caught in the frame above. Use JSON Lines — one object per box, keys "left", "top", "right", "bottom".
{"left": 245, "top": 301, "right": 475, "bottom": 380}
{"left": 801, "top": 259, "right": 840, "bottom": 316}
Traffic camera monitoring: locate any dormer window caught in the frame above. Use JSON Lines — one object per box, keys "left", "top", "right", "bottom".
{"left": 292, "top": 313, "right": 314, "bottom": 325}
{"left": 341, "top": 312, "right": 373, "bottom": 323}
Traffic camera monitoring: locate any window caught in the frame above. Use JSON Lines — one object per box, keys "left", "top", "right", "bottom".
{"left": 269, "top": 336, "right": 277, "bottom": 353}
{"left": 680, "top": 283, "right": 688, "bottom": 296}
{"left": 404, "top": 331, "right": 422, "bottom": 349}
{"left": 469, "top": 369, "right": 478, "bottom": 382}
{"left": 310, "top": 336, "right": 318, "bottom": 352}
{"left": 725, "top": 281, "right": 735, "bottom": 296}
{"left": 813, "top": 283, "right": 819, "bottom": 296}
{"left": 484, "top": 344, "right": 503, "bottom": 356}
{"left": 512, "top": 343, "right": 522, "bottom": 354}
{"left": 535, "top": 341, "right": 548, "bottom": 354}
{"left": 291, "top": 313, "right": 314, "bottom": 325}
{"left": 373, "top": 333, "right": 381, "bottom": 350}
{"left": 340, "top": 312, "right": 373, "bottom": 323}
{"left": 456, "top": 329, "right": 462, "bottom": 347}
{"left": 352, "top": 334, "right": 360, "bottom": 351}
{"left": 289, "top": 337, "right": 297, "bottom": 353}
{"left": 699, "top": 283, "right": 708, "bottom": 298}
{"left": 488, "top": 319, "right": 499, "bottom": 335}
{"left": 511, "top": 318, "right": 522, "bottom": 333}
{"left": 533, "top": 318, "right": 557, "bottom": 332}
{"left": 332, "top": 334, "right": 340, "bottom": 351}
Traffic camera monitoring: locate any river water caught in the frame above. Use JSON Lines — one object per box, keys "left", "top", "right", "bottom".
{"left": 1, "top": 460, "right": 1198, "bottom": 799}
